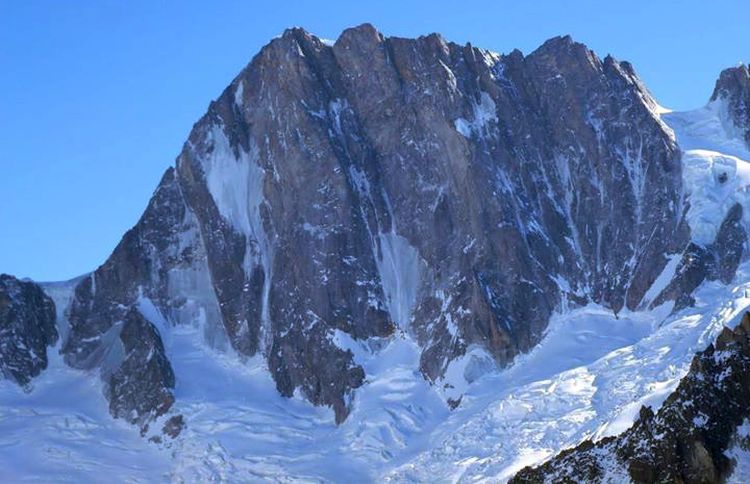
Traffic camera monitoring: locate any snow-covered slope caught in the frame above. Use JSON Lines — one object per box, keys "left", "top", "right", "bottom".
{"left": 389, "top": 271, "right": 750, "bottom": 482}
{"left": 4, "top": 262, "right": 750, "bottom": 482}
{"left": 0, "top": 343, "right": 170, "bottom": 481}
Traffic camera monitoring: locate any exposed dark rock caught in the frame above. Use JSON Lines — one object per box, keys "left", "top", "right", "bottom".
{"left": 711, "top": 64, "right": 750, "bottom": 146}
{"left": 652, "top": 202, "right": 746, "bottom": 311}
{"left": 162, "top": 414, "right": 185, "bottom": 439}
{"left": 62, "top": 168, "right": 191, "bottom": 427}
{"left": 511, "top": 312, "right": 750, "bottom": 484}
{"left": 174, "top": 25, "right": 688, "bottom": 415}
{"left": 106, "top": 309, "right": 175, "bottom": 430}
{"left": 0, "top": 274, "right": 58, "bottom": 386}
{"left": 447, "top": 396, "right": 462, "bottom": 410}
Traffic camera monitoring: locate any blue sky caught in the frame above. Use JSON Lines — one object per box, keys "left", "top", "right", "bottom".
{"left": 2, "top": 0, "right": 748, "bottom": 281}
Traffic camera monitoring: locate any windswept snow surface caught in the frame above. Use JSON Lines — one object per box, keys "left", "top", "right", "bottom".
{"left": 0, "top": 347, "right": 170, "bottom": 482}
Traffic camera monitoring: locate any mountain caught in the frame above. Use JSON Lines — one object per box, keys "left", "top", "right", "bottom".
{"left": 59, "top": 24, "right": 730, "bottom": 427}
{"left": 2, "top": 24, "right": 750, "bottom": 481}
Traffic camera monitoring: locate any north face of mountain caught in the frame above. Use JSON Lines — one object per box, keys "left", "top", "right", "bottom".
{"left": 59, "top": 25, "right": 739, "bottom": 426}
{"left": 0, "top": 274, "right": 57, "bottom": 387}
{"left": 511, "top": 312, "right": 750, "bottom": 484}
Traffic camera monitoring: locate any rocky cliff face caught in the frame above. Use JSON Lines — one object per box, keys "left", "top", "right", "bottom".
{"left": 652, "top": 202, "right": 747, "bottom": 311}
{"left": 711, "top": 64, "right": 750, "bottom": 146}
{"left": 54, "top": 25, "right": 744, "bottom": 427}
{"left": 0, "top": 274, "right": 57, "bottom": 386}
{"left": 511, "top": 312, "right": 750, "bottom": 484}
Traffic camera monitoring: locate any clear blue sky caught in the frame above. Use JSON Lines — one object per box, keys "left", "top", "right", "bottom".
{"left": 2, "top": 0, "right": 748, "bottom": 281}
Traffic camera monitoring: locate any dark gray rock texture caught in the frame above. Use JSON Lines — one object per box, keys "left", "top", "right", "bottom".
{"left": 0, "top": 274, "right": 58, "bottom": 386}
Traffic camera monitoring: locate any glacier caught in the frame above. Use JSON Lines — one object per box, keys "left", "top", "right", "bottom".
{"left": 4, "top": 262, "right": 750, "bottom": 481}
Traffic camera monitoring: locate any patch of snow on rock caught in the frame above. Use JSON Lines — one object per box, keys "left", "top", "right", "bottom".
{"left": 454, "top": 91, "right": 498, "bottom": 139}
{"left": 376, "top": 232, "right": 420, "bottom": 330}
{"left": 199, "top": 123, "right": 273, "bottom": 346}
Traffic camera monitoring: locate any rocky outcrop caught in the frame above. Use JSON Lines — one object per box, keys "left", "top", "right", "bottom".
{"left": 711, "top": 64, "right": 750, "bottom": 146}
{"left": 60, "top": 25, "right": 733, "bottom": 426}
{"left": 511, "top": 312, "right": 750, "bottom": 484}
{"left": 63, "top": 168, "right": 191, "bottom": 430}
{"left": 107, "top": 309, "right": 175, "bottom": 430}
{"left": 0, "top": 274, "right": 58, "bottom": 386}
{"left": 652, "top": 202, "right": 747, "bottom": 311}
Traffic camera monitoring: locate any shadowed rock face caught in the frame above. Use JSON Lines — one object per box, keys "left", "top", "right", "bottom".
{"left": 511, "top": 312, "right": 750, "bottom": 484}
{"left": 107, "top": 309, "right": 175, "bottom": 430}
{"left": 652, "top": 202, "right": 747, "bottom": 312}
{"left": 62, "top": 168, "right": 189, "bottom": 429}
{"left": 58, "top": 25, "right": 736, "bottom": 426}
{"left": 0, "top": 274, "right": 57, "bottom": 386}
{"left": 711, "top": 64, "right": 750, "bottom": 146}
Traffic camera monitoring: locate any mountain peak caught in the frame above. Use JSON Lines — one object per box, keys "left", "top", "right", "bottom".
{"left": 9, "top": 23, "right": 750, "bottom": 482}
{"left": 527, "top": 33, "right": 602, "bottom": 75}
{"left": 280, "top": 26, "right": 310, "bottom": 38}
{"left": 711, "top": 63, "right": 750, "bottom": 101}
{"left": 274, "top": 25, "right": 328, "bottom": 51}
{"left": 534, "top": 34, "right": 580, "bottom": 53}
{"left": 710, "top": 63, "right": 750, "bottom": 145}
{"left": 336, "top": 22, "right": 383, "bottom": 48}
